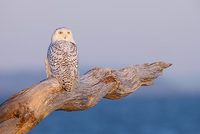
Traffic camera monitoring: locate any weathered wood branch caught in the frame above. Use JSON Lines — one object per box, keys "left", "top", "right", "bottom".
{"left": 0, "top": 62, "right": 171, "bottom": 134}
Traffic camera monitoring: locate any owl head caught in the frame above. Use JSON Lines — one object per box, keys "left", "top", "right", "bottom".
{"left": 52, "top": 28, "right": 75, "bottom": 44}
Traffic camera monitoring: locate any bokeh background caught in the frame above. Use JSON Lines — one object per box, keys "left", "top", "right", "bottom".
{"left": 0, "top": 0, "right": 200, "bottom": 134}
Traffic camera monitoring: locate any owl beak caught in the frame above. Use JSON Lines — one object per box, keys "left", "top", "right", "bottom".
{"left": 64, "top": 36, "right": 67, "bottom": 39}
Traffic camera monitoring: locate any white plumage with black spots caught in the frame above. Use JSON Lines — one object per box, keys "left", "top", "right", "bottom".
{"left": 45, "top": 28, "right": 79, "bottom": 91}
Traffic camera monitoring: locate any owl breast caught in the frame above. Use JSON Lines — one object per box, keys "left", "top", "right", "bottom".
{"left": 47, "top": 40, "right": 78, "bottom": 91}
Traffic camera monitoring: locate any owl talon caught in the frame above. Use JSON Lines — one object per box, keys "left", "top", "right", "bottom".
{"left": 63, "top": 88, "right": 71, "bottom": 92}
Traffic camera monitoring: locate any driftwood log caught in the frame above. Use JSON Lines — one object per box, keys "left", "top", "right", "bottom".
{"left": 0, "top": 62, "right": 171, "bottom": 134}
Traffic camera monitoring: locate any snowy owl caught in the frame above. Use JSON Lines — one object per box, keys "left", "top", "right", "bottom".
{"left": 45, "top": 28, "right": 79, "bottom": 91}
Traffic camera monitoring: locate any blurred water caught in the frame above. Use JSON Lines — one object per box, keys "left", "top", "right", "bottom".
{"left": 14, "top": 97, "right": 200, "bottom": 134}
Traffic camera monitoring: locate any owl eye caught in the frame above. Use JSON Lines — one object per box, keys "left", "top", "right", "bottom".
{"left": 58, "top": 31, "right": 63, "bottom": 34}
{"left": 67, "top": 32, "right": 71, "bottom": 34}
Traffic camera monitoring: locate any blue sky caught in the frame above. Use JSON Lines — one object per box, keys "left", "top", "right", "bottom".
{"left": 0, "top": 0, "right": 199, "bottom": 89}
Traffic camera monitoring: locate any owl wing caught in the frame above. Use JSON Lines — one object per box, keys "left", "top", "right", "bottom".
{"left": 47, "top": 41, "right": 78, "bottom": 91}
{"left": 45, "top": 57, "right": 52, "bottom": 78}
